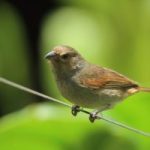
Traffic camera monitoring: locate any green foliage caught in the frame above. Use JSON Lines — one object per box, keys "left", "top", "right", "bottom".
{"left": 0, "top": 104, "right": 140, "bottom": 150}
{"left": 0, "top": 0, "right": 150, "bottom": 150}
{"left": 0, "top": 2, "right": 33, "bottom": 114}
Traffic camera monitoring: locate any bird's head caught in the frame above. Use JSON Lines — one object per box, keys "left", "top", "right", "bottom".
{"left": 45, "top": 45, "right": 85, "bottom": 74}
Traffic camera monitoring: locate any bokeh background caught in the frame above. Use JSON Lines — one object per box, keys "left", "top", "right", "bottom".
{"left": 0, "top": 0, "right": 150, "bottom": 150}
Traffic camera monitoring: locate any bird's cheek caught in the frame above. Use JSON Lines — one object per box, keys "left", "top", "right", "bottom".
{"left": 68, "top": 58, "right": 75, "bottom": 67}
{"left": 68, "top": 61, "right": 75, "bottom": 70}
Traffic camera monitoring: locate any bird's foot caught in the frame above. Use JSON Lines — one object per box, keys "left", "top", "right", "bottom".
{"left": 71, "top": 105, "right": 80, "bottom": 116}
{"left": 89, "top": 112, "right": 102, "bottom": 123}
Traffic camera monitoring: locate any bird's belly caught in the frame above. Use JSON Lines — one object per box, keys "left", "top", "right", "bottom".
{"left": 57, "top": 80, "right": 125, "bottom": 109}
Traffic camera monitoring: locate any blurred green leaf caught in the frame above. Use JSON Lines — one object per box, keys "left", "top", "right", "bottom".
{"left": 0, "top": 2, "right": 33, "bottom": 114}
{"left": 0, "top": 104, "right": 139, "bottom": 150}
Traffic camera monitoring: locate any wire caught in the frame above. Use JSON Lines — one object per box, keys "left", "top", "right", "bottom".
{"left": 0, "top": 77, "right": 150, "bottom": 137}
{"left": 0, "top": 77, "right": 71, "bottom": 107}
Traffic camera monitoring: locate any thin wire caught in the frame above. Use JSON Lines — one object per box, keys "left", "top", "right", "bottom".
{"left": 0, "top": 77, "right": 71, "bottom": 107}
{"left": 0, "top": 77, "right": 150, "bottom": 137}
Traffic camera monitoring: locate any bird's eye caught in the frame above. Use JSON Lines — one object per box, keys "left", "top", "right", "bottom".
{"left": 61, "top": 53, "right": 70, "bottom": 60}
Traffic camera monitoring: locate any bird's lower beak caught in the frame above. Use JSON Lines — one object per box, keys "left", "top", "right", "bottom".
{"left": 45, "top": 51, "right": 56, "bottom": 59}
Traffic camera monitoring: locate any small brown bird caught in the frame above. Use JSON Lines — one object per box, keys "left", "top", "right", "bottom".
{"left": 45, "top": 45, "right": 150, "bottom": 122}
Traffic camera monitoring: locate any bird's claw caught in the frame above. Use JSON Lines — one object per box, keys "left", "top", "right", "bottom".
{"left": 71, "top": 105, "right": 80, "bottom": 116}
{"left": 89, "top": 112, "right": 99, "bottom": 123}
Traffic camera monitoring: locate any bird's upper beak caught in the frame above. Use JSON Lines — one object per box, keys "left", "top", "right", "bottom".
{"left": 45, "top": 51, "right": 56, "bottom": 59}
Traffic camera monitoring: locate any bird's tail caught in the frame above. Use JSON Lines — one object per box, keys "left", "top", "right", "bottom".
{"left": 139, "top": 87, "right": 150, "bottom": 92}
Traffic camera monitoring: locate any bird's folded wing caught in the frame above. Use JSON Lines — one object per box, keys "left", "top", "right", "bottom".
{"left": 75, "top": 65, "right": 138, "bottom": 90}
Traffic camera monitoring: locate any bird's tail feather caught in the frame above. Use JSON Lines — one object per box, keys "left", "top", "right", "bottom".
{"left": 139, "top": 87, "right": 150, "bottom": 92}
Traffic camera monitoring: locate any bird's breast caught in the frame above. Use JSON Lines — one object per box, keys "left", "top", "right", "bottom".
{"left": 55, "top": 75, "right": 125, "bottom": 109}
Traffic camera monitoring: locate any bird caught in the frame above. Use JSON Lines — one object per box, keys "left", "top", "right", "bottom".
{"left": 45, "top": 45, "right": 150, "bottom": 122}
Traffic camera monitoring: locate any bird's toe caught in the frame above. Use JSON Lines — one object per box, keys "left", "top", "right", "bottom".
{"left": 71, "top": 105, "right": 80, "bottom": 116}
{"left": 89, "top": 112, "right": 98, "bottom": 123}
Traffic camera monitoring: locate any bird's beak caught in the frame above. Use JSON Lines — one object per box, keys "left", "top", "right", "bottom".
{"left": 45, "top": 51, "right": 56, "bottom": 59}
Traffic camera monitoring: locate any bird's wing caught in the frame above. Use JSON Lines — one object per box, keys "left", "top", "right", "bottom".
{"left": 75, "top": 65, "right": 138, "bottom": 90}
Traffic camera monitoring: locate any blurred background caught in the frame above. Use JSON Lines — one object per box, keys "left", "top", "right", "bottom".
{"left": 0, "top": 0, "right": 150, "bottom": 150}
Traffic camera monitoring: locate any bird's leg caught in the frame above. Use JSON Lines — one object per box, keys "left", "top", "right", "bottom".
{"left": 71, "top": 105, "right": 80, "bottom": 116}
{"left": 89, "top": 104, "right": 111, "bottom": 123}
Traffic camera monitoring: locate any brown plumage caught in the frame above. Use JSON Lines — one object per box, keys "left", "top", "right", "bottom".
{"left": 77, "top": 65, "right": 138, "bottom": 90}
{"left": 45, "top": 45, "right": 150, "bottom": 122}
